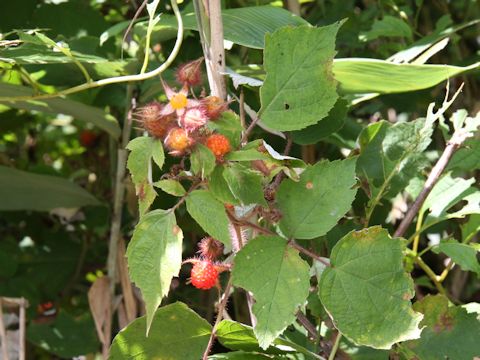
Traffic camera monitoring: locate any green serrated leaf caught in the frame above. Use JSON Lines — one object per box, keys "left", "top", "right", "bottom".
{"left": 290, "top": 98, "right": 348, "bottom": 145}
{"left": 421, "top": 173, "right": 476, "bottom": 226}
{"left": 216, "top": 320, "right": 319, "bottom": 358}
{"left": 403, "top": 295, "right": 480, "bottom": 360}
{"left": 209, "top": 166, "right": 239, "bottom": 205}
{"left": 109, "top": 302, "right": 211, "bottom": 360}
{"left": 127, "top": 137, "right": 164, "bottom": 182}
{"left": 421, "top": 173, "right": 475, "bottom": 217}
{"left": 153, "top": 179, "right": 186, "bottom": 197}
{"left": 186, "top": 190, "right": 231, "bottom": 246}
{"left": 225, "top": 148, "right": 271, "bottom": 162}
{"left": 448, "top": 139, "right": 480, "bottom": 171}
{"left": 138, "top": 183, "right": 157, "bottom": 215}
{"left": 259, "top": 23, "right": 341, "bottom": 131}
{"left": 461, "top": 214, "right": 480, "bottom": 243}
{"left": 216, "top": 320, "right": 268, "bottom": 353}
{"left": 126, "top": 210, "right": 183, "bottom": 333}
{"left": 277, "top": 158, "right": 357, "bottom": 239}
{"left": 357, "top": 118, "right": 434, "bottom": 214}
{"left": 209, "top": 352, "right": 280, "bottom": 360}
{"left": 416, "top": 174, "right": 480, "bottom": 233}
{"left": 232, "top": 236, "right": 310, "bottom": 349}
{"left": 126, "top": 137, "right": 164, "bottom": 215}
{"left": 127, "top": 137, "right": 152, "bottom": 184}
{"left": 152, "top": 139, "right": 165, "bottom": 169}
{"left": 190, "top": 144, "right": 216, "bottom": 178}
{"left": 223, "top": 164, "right": 266, "bottom": 206}
{"left": 433, "top": 239, "right": 480, "bottom": 276}
{"left": 360, "top": 16, "right": 413, "bottom": 42}
{"left": 319, "top": 226, "right": 422, "bottom": 349}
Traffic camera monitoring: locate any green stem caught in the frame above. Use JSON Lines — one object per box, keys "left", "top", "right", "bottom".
{"left": 140, "top": 0, "right": 160, "bottom": 74}
{"left": 415, "top": 256, "right": 447, "bottom": 296}
{"left": 276, "top": 338, "right": 326, "bottom": 360}
{"left": 438, "top": 260, "right": 454, "bottom": 283}
{"left": 328, "top": 332, "right": 342, "bottom": 360}
{"left": 365, "top": 161, "right": 403, "bottom": 226}
{"left": 412, "top": 210, "right": 424, "bottom": 254}
{"left": 0, "top": 0, "right": 183, "bottom": 102}
{"left": 437, "top": 229, "right": 477, "bottom": 282}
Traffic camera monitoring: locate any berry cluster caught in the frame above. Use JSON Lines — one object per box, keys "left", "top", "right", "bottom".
{"left": 135, "top": 57, "right": 231, "bottom": 159}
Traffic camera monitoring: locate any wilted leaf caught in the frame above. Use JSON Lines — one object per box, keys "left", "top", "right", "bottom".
{"left": 403, "top": 295, "right": 480, "bottom": 360}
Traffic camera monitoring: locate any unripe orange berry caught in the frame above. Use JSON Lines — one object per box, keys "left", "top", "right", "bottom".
{"left": 164, "top": 127, "right": 194, "bottom": 156}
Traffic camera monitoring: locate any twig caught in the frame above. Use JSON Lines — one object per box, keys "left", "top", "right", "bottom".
{"left": 122, "top": 0, "right": 148, "bottom": 60}
{"left": 394, "top": 132, "right": 468, "bottom": 238}
{"left": 239, "top": 88, "right": 246, "bottom": 129}
{"left": 107, "top": 85, "right": 136, "bottom": 298}
{"left": 62, "top": 232, "right": 90, "bottom": 298}
{"left": 328, "top": 332, "right": 342, "bottom": 360}
{"left": 296, "top": 311, "right": 318, "bottom": 340}
{"left": 289, "top": 240, "right": 330, "bottom": 267}
{"left": 285, "top": 0, "right": 301, "bottom": 15}
{"left": 240, "top": 111, "right": 261, "bottom": 145}
{"left": 170, "top": 180, "right": 203, "bottom": 212}
{"left": 0, "top": 298, "right": 9, "bottom": 360}
{"left": 227, "top": 212, "right": 256, "bottom": 326}
{"left": 226, "top": 209, "right": 274, "bottom": 236}
{"left": 270, "top": 135, "right": 292, "bottom": 190}
{"left": 202, "top": 277, "right": 234, "bottom": 360}
{"left": 207, "top": 0, "right": 226, "bottom": 99}
{"left": 0, "top": 0, "right": 183, "bottom": 102}
{"left": 193, "top": 0, "right": 226, "bottom": 99}
{"left": 18, "top": 298, "right": 26, "bottom": 360}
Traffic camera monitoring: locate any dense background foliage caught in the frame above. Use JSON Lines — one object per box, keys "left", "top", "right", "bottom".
{"left": 0, "top": 0, "right": 479, "bottom": 359}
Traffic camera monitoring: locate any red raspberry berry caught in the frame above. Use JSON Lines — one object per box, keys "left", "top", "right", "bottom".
{"left": 206, "top": 134, "right": 231, "bottom": 159}
{"left": 190, "top": 259, "right": 218, "bottom": 290}
{"left": 79, "top": 130, "right": 97, "bottom": 147}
